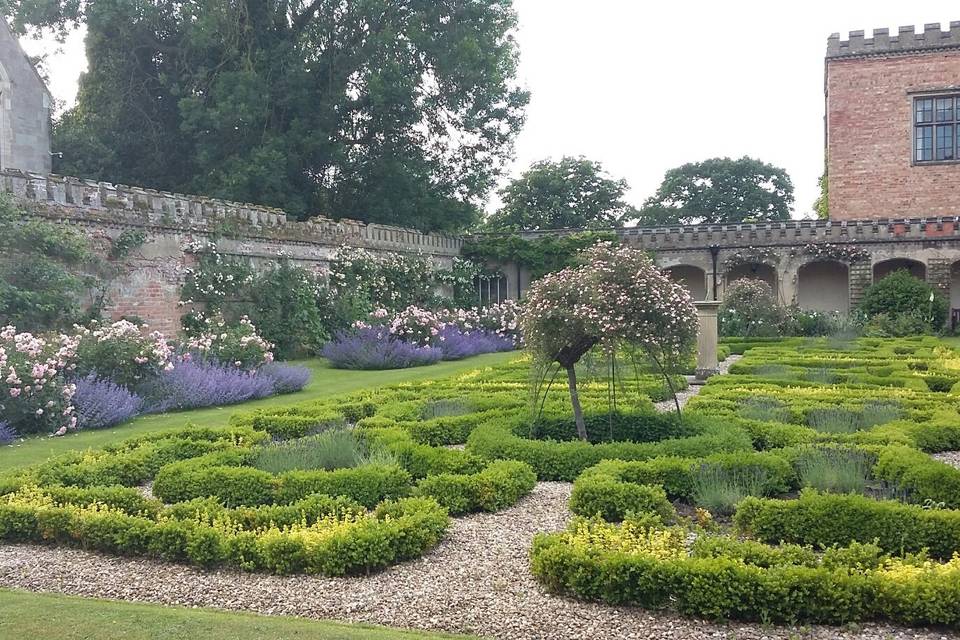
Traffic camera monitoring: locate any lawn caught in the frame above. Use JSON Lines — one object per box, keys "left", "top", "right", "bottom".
{"left": 0, "top": 589, "right": 471, "bottom": 640}
{"left": 0, "top": 351, "right": 517, "bottom": 471}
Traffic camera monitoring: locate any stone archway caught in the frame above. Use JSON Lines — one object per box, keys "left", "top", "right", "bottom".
{"left": 663, "top": 265, "right": 707, "bottom": 300}
{"left": 725, "top": 262, "right": 777, "bottom": 294}
{"left": 797, "top": 260, "right": 849, "bottom": 312}
{"left": 873, "top": 258, "right": 926, "bottom": 282}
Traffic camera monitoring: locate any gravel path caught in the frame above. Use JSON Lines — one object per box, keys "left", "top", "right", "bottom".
{"left": 0, "top": 481, "right": 951, "bottom": 640}
{"left": 653, "top": 354, "right": 742, "bottom": 413}
{"left": 932, "top": 451, "right": 960, "bottom": 469}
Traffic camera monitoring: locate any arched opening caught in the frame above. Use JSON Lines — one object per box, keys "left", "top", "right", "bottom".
{"left": 873, "top": 258, "right": 926, "bottom": 282}
{"left": 663, "top": 265, "right": 707, "bottom": 300}
{"left": 797, "top": 261, "right": 849, "bottom": 313}
{"left": 725, "top": 262, "right": 777, "bottom": 294}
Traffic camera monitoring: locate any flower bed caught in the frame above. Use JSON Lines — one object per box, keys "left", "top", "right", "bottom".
{"left": 322, "top": 302, "right": 520, "bottom": 370}
{"left": 530, "top": 336, "right": 960, "bottom": 627}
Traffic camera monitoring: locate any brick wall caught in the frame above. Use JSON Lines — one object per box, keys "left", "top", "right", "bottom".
{"left": 826, "top": 46, "right": 960, "bottom": 220}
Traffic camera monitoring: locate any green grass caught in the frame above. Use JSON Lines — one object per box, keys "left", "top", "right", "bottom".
{"left": 0, "top": 352, "right": 517, "bottom": 471}
{"left": 0, "top": 589, "right": 470, "bottom": 639}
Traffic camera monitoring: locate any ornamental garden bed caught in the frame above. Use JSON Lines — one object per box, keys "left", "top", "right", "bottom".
{"left": 2, "top": 338, "right": 960, "bottom": 631}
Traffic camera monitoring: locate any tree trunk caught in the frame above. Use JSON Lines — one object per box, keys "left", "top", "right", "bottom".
{"left": 566, "top": 364, "right": 588, "bottom": 441}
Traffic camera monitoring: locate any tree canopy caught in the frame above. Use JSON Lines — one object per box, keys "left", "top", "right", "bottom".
{"left": 638, "top": 156, "right": 794, "bottom": 226}
{"left": 7, "top": 1, "right": 528, "bottom": 232}
{"left": 486, "top": 156, "right": 636, "bottom": 231}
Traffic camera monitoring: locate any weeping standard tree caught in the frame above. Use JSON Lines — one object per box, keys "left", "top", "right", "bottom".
{"left": 521, "top": 243, "right": 699, "bottom": 440}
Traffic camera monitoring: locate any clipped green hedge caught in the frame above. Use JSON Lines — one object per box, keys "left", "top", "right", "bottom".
{"left": 734, "top": 491, "right": 960, "bottom": 559}
{"left": 466, "top": 421, "right": 754, "bottom": 482}
{"left": 530, "top": 534, "right": 960, "bottom": 626}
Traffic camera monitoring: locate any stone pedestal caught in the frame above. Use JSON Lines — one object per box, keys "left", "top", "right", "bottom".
{"left": 694, "top": 301, "right": 721, "bottom": 381}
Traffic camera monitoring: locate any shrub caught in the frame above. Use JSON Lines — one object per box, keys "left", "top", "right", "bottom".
{"left": 874, "top": 445, "right": 960, "bottom": 508}
{"left": 734, "top": 490, "right": 960, "bottom": 559}
{"left": 140, "top": 361, "right": 275, "bottom": 413}
{"left": 924, "top": 375, "right": 957, "bottom": 393}
{"left": 74, "top": 320, "right": 174, "bottom": 387}
{"left": 184, "top": 315, "right": 274, "bottom": 369}
{"left": 805, "top": 407, "right": 862, "bottom": 433}
{"left": 250, "top": 430, "right": 374, "bottom": 473}
{"left": 72, "top": 375, "right": 143, "bottom": 430}
{"left": 690, "top": 463, "right": 773, "bottom": 516}
{"left": 322, "top": 326, "right": 442, "bottom": 370}
{"left": 794, "top": 447, "right": 873, "bottom": 494}
{"left": 719, "top": 279, "right": 783, "bottom": 337}
{"left": 530, "top": 531, "right": 960, "bottom": 626}
{"left": 414, "top": 460, "right": 536, "bottom": 514}
{"left": 0, "top": 326, "right": 79, "bottom": 435}
{"left": 738, "top": 397, "right": 792, "bottom": 423}
{"left": 0, "top": 421, "right": 16, "bottom": 445}
{"left": 570, "top": 478, "right": 675, "bottom": 522}
{"left": 859, "top": 270, "right": 947, "bottom": 331}
{"left": 257, "top": 362, "right": 311, "bottom": 394}
{"left": 435, "top": 325, "right": 514, "bottom": 360}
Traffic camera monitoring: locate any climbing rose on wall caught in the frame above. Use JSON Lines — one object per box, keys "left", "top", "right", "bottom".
{"left": 522, "top": 243, "right": 698, "bottom": 440}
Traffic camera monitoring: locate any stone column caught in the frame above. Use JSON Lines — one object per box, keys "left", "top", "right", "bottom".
{"left": 694, "top": 301, "right": 721, "bottom": 381}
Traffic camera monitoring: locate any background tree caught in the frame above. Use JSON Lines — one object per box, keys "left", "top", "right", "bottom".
{"left": 486, "top": 156, "right": 636, "bottom": 230}
{"left": 638, "top": 156, "right": 794, "bottom": 226}
{"left": 522, "top": 243, "right": 698, "bottom": 439}
{"left": 6, "top": 1, "right": 528, "bottom": 232}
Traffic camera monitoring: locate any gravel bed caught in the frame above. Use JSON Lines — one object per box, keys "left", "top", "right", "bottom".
{"left": 654, "top": 354, "right": 742, "bottom": 413}
{"left": 932, "top": 451, "right": 960, "bottom": 469}
{"left": 0, "top": 481, "right": 950, "bottom": 640}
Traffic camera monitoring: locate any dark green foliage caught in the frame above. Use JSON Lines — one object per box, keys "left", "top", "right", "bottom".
{"left": 734, "top": 491, "right": 960, "bottom": 559}
{"left": 858, "top": 271, "right": 948, "bottom": 332}
{"left": 570, "top": 479, "right": 675, "bottom": 522}
{"left": 638, "top": 156, "right": 794, "bottom": 225}
{"left": 414, "top": 460, "right": 535, "bottom": 515}
{"left": 0, "top": 195, "right": 101, "bottom": 329}
{"left": 460, "top": 232, "right": 617, "bottom": 280}
{"left": 33, "top": 0, "right": 528, "bottom": 231}
{"left": 485, "top": 156, "right": 636, "bottom": 231}
{"left": 874, "top": 446, "right": 960, "bottom": 508}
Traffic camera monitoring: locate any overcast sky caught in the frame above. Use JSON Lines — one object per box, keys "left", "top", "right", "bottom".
{"left": 19, "top": 1, "right": 960, "bottom": 219}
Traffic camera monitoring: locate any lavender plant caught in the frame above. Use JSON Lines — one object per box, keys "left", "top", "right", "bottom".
{"left": 258, "top": 362, "right": 311, "bottom": 394}
{"left": 436, "top": 326, "right": 514, "bottom": 360}
{"left": 141, "top": 361, "right": 275, "bottom": 413}
{"left": 72, "top": 374, "right": 143, "bottom": 429}
{"left": 322, "top": 326, "right": 442, "bottom": 370}
{"left": 0, "top": 421, "right": 17, "bottom": 445}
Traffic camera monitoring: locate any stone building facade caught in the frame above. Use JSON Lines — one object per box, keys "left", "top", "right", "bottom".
{"left": 826, "top": 23, "right": 960, "bottom": 220}
{"left": 0, "top": 21, "right": 51, "bottom": 174}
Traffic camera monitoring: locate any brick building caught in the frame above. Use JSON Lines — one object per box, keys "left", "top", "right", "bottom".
{"left": 826, "top": 23, "right": 960, "bottom": 220}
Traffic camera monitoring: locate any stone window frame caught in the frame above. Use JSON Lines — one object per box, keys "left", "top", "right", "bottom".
{"left": 911, "top": 88, "right": 960, "bottom": 167}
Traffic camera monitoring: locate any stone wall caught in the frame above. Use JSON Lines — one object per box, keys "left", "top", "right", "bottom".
{"left": 826, "top": 23, "right": 960, "bottom": 220}
{"left": 5, "top": 171, "right": 461, "bottom": 333}
{"left": 479, "top": 217, "right": 960, "bottom": 316}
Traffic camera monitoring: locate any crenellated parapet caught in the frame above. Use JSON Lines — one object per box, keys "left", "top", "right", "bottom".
{"left": 1, "top": 170, "right": 461, "bottom": 256}
{"left": 502, "top": 217, "right": 960, "bottom": 251}
{"left": 827, "top": 22, "right": 960, "bottom": 59}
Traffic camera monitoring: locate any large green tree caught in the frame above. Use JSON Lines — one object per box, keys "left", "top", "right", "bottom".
{"left": 638, "top": 156, "right": 794, "bottom": 226}
{"left": 486, "top": 156, "right": 636, "bottom": 231}
{"left": 7, "top": 1, "right": 528, "bottom": 231}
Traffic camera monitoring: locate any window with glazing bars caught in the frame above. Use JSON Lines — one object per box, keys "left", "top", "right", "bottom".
{"left": 915, "top": 95, "right": 960, "bottom": 162}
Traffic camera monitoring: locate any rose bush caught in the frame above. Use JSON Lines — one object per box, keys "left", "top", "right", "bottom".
{"left": 0, "top": 326, "right": 79, "bottom": 435}
{"left": 185, "top": 315, "right": 274, "bottom": 369}
{"left": 74, "top": 320, "right": 174, "bottom": 387}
